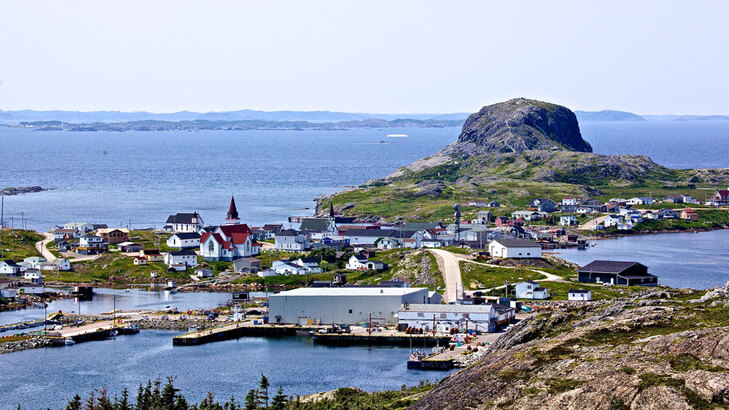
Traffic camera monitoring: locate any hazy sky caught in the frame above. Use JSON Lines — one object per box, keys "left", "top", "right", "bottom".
{"left": 1, "top": 1, "right": 727, "bottom": 114}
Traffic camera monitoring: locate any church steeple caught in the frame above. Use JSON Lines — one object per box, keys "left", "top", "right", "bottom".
{"left": 329, "top": 201, "right": 335, "bottom": 219}
{"left": 225, "top": 195, "right": 240, "bottom": 225}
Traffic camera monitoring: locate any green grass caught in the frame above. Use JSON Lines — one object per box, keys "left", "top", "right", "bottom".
{"left": 536, "top": 280, "right": 643, "bottom": 301}
{"left": 0, "top": 229, "right": 42, "bottom": 261}
{"left": 460, "top": 261, "right": 545, "bottom": 290}
{"left": 59, "top": 254, "right": 194, "bottom": 284}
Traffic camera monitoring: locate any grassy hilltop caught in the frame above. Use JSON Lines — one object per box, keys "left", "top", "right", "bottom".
{"left": 318, "top": 98, "right": 729, "bottom": 222}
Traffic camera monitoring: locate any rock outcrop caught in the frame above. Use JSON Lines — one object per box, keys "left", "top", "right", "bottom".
{"left": 454, "top": 98, "right": 592, "bottom": 154}
{"left": 410, "top": 283, "right": 729, "bottom": 409}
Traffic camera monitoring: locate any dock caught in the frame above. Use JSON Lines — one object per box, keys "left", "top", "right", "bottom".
{"left": 172, "top": 323, "right": 320, "bottom": 345}
{"left": 312, "top": 333, "right": 451, "bottom": 347}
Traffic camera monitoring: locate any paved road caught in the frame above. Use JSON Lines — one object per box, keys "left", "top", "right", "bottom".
{"left": 35, "top": 232, "right": 57, "bottom": 263}
{"left": 428, "top": 249, "right": 464, "bottom": 303}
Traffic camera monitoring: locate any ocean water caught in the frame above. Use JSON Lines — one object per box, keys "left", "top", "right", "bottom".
{"left": 0, "top": 127, "right": 458, "bottom": 231}
{"left": 0, "top": 331, "right": 446, "bottom": 409}
{"left": 1, "top": 121, "right": 728, "bottom": 231}
{"left": 554, "top": 229, "right": 729, "bottom": 289}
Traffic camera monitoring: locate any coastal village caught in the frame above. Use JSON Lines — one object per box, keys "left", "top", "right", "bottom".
{"left": 2, "top": 187, "right": 727, "bottom": 369}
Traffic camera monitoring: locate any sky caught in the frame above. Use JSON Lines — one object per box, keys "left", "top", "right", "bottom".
{"left": 0, "top": 1, "right": 728, "bottom": 115}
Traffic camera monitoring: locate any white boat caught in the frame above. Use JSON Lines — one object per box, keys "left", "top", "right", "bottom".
{"left": 64, "top": 337, "right": 75, "bottom": 345}
{"left": 386, "top": 134, "right": 408, "bottom": 138}
{"left": 109, "top": 330, "right": 118, "bottom": 337}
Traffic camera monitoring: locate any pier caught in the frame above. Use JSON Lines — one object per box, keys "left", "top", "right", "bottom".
{"left": 172, "top": 323, "right": 321, "bottom": 345}
{"left": 312, "top": 333, "right": 451, "bottom": 347}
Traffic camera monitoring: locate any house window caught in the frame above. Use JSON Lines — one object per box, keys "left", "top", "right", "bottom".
{"left": 348, "top": 309, "right": 352, "bottom": 314}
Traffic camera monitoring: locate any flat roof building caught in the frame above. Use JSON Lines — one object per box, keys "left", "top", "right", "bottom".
{"left": 268, "top": 287, "right": 432, "bottom": 326}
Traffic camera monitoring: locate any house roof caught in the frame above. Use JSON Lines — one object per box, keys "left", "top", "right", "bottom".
{"left": 171, "top": 232, "right": 201, "bottom": 240}
{"left": 342, "top": 229, "right": 417, "bottom": 238}
{"left": 117, "top": 242, "right": 141, "bottom": 247}
{"left": 367, "top": 260, "right": 385, "bottom": 265}
{"left": 716, "top": 190, "right": 729, "bottom": 197}
{"left": 568, "top": 289, "right": 590, "bottom": 294}
{"left": 262, "top": 224, "right": 283, "bottom": 232}
{"left": 271, "top": 287, "right": 427, "bottom": 297}
{"left": 277, "top": 229, "right": 301, "bottom": 237}
{"left": 523, "top": 280, "right": 539, "bottom": 285}
{"left": 299, "top": 218, "right": 331, "bottom": 231}
{"left": 168, "top": 250, "right": 197, "bottom": 256}
{"left": 218, "top": 224, "right": 252, "bottom": 236}
{"left": 578, "top": 260, "right": 647, "bottom": 274}
{"left": 1, "top": 260, "right": 19, "bottom": 267}
{"left": 297, "top": 257, "right": 319, "bottom": 264}
{"left": 96, "top": 228, "right": 129, "bottom": 235}
{"left": 166, "top": 212, "right": 202, "bottom": 224}
{"left": 492, "top": 238, "right": 540, "bottom": 248}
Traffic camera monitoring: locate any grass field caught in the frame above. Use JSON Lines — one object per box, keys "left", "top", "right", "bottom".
{"left": 460, "top": 261, "right": 545, "bottom": 290}
{"left": 0, "top": 229, "right": 42, "bottom": 261}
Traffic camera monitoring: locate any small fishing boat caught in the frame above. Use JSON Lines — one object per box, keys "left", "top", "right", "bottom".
{"left": 386, "top": 133, "right": 408, "bottom": 138}
{"left": 109, "top": 330, "right": 119, "bottom": 337}
{"left": 64, "top": 337, "right": 75, "bottom": 345}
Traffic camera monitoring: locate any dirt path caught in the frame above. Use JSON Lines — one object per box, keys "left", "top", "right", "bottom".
{"left": 428, "top": 249, "right": 464, "bottom": 303}
{"left": 579, "top": 214, "right": 607, "bottom": 230}
{"left": 35, "top": 232, "right": 57, "bottom": 263}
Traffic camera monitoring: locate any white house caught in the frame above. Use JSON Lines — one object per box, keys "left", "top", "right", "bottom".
{"left": 166, "top": 232, "right": 201, "bottom": 250}
{"left": 346, "top": 254, "right": 368, "bottom": 270}
{"left": 559, "top": 215, "right": 578, "bottom": 226}
{"left": 603, "top": 214, "right": 623, "bottom": 227}
{"left": 488, "top": 239, "right": 542, "bottom": 259}
{"left": 376, "top": 237, "right": 404, "bottom": 250}
{"left": 272, "top": 260, "right": 307, "bottom": 275}
{"left": 515, "top": 281, "right": 548, "bottom": 300}
{"left": 293, "top": 258, "right": 323, "bottom": 274}
{"left": 64, "top": 222, "right": 94, "bottom": 234}
{"left": 561, "top": 197, "right": 578, "bottom": 206}
{"left": 24, "top": 268, "right": 43, "bottom": 283}
{"left": 627, "top": 197, "right": 655, "bottom": 206}
{"left": 0, "top": 260, "right": 21, "bottom": 275}
{"left": 199, "top": 224, "right": 260, "bottom": 261}
{"left": 366, "top": 260, "right": 387, "bottom": 271}
{"left": 275, "top": 229, "right": 310, "bottom": 252}
{"left": 54, "top": 259, "right": 72, "bottom": 271}
{"left": 568, "top": 289, "right": 592, "bottom": 301}
{"left": 164, "top": 251, "right": 198, "bottom": 268}
{"left": 53, "top": 228, "right": 80, "bottom": 241}
{"left": 164, "top": 212, "right": 204, "bottom": 233}
{"left": 23, "top": 256, "right": 47, "bottom": 269}
{"left": 195, "top": 268, "right": 213, "bottom": 278}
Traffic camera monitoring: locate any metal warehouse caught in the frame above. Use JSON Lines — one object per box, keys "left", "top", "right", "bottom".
{"left": 268, "top": 287, "right": 435, "bottom": 325}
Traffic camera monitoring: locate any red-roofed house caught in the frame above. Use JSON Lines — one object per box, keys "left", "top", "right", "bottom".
{"left": 707, "top": 189, "right": 729, "bottom": 206}
{"left": 200, "top": 224, "right": 260, "bottom": 261}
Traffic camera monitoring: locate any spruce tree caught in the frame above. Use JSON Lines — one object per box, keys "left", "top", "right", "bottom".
{"left": 257, "top": 374, "right": 269, "bottom": 408}
{"left": 243, "top": 389, "right": 258, "bottom": 410}
{"left": 65, "top": 394, "right": 82, "bottom": 410}
{"left": 270, "top": 386, "right": 287, "bottom": 410}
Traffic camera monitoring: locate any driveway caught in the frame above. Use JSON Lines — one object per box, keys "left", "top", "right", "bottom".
{"left": 427, "top": 249, "right": 464, "bottom": 303}
{"left": 35, "top": 232, "right": 57, "bottom": 263}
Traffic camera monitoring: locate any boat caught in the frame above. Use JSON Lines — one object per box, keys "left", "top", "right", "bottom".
{"left": 64, "top": 337, "right": 75, "bottom": 345}
{"left": 406, "top": 351, "right": 427, "bottom": 369}
{"left": 386, "top": 133, "right": 408, "bottom": 138}
{"left": 109, "top": 330, "right": 118, "bottom": 337}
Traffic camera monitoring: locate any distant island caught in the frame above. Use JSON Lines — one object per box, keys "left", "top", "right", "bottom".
{"left": 0, "top": 186, "right": 53, "bottom": 196}
{"left": 574, "top": 110, "right": 645, "bottom": 121}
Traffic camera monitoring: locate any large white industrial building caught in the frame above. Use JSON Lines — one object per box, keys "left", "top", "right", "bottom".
{"left": 268, "top": 287, "right": 438, "bottom": 325}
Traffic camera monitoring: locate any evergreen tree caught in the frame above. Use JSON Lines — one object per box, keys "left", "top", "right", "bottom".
{"left": 136, "top": 384, "right": 145, "bottom": 410}
{"left": 82, "top": 390, "right": 95, "bottom": 410}
{"left": 161, "top": 377, "right": 180, "bottom": 408}
{"left": 66, "top": 394, "right": 82, "bottom": 410}
{"left": 257, "top": 374, "right": 270, "bottom": 408}
{"left": 270, "top": 386, "right": 287, "bottom": 410}
{"left": 243, "top": 389, "right": 258, "bottom": 410}
{"left": 118, "top": 389, "right": 130, "bottom": 410}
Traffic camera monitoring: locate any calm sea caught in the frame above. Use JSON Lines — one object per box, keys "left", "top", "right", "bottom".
{"left": 1, "top": 121, "right": 728, "bottom": 230}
